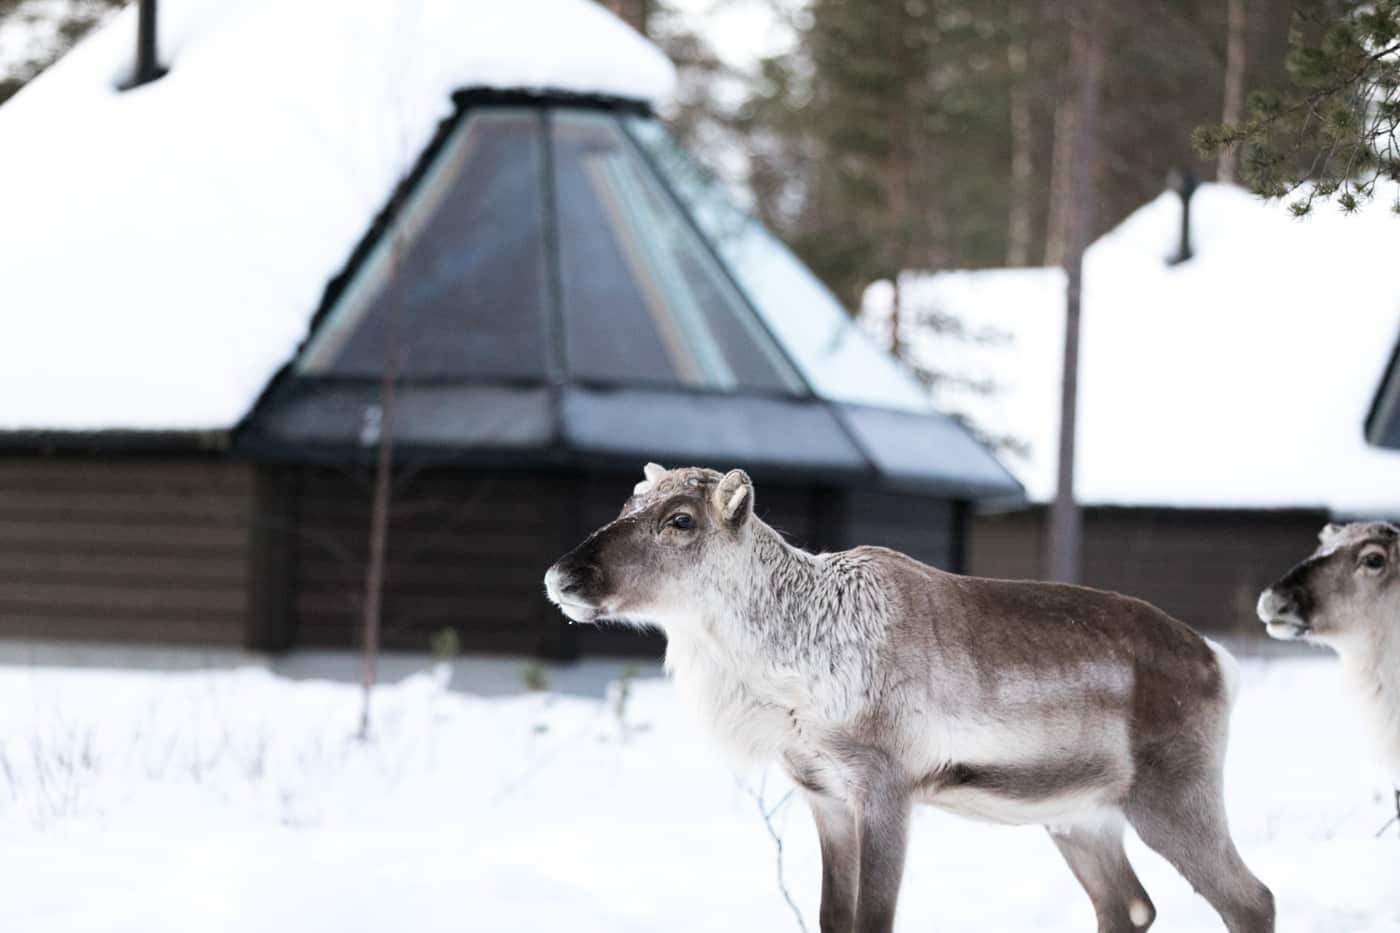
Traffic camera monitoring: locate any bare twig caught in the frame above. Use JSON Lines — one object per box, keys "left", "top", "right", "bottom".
{"left": 739, "top": 771, "right": 809, "bottom": 933}
{"left": 490, "top": 701, "right": 603, "bottom": 807}
{"left": 0, "top": 740, "right": 15, "bottom": 803}
{"left": 1376, "top": 788, "right": 1400, "bottom": 839}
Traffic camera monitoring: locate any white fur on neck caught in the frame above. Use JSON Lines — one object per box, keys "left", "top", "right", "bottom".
{"left": 658, "top": 520, "right": 889, "bottom": 769}
{"left": 1328, "top": 627, "right": 1400, "bottom": 780}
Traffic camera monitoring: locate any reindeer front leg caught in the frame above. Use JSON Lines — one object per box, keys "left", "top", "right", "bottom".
{"left": 853, "top": 781, "right": 911, "bottom": 933}
{"left": 806, "top": 792, "right": 859, "bottom": 933}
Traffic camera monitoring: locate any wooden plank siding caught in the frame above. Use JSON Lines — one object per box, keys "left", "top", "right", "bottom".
{"left": 0, "top": 459, "right": 256, "bottom": 645}
{"left": 0, "top": 457, "right": 969, "bottom": 656}
{"left": 969, "top": 506, "right": 1327, "bottom": 636}
{"left": 842, "top": 491, "right": 960, "bottom": 571}
{"left": 290, "top": 467, "right": 569, "bottom": 655}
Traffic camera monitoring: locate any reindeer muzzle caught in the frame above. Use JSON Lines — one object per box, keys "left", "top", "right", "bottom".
{"left": 1255, "top": 587, "right": 1311, "bottom": 639}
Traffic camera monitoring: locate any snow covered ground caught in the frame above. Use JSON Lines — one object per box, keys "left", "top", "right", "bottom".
{"left": 0, "top": 647, "right": 1396, "bottom": 932}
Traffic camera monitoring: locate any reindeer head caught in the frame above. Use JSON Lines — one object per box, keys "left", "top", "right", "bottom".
{"left": 543, "top": 463, "right": 756, "bottom": 631}
{"left": 1257, "top": 521, "right": 1400, "bottom": 643}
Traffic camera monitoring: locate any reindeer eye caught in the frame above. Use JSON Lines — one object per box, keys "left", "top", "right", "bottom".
{"left": 668, "top": 512, "right": 694, "bottom": 531}
{"left": 1362, "top": 552, "right": 1386, "bottom": 571}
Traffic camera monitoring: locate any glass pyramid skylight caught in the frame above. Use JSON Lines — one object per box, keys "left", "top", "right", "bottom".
{"left": 297, "top": 107, "right": 803, "bottom": 394}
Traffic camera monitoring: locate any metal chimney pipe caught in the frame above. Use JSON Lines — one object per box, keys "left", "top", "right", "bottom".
{"left": 1166, "top": 168, "right": 1198, "bottom": 266}
{"left": 134, "top": 0, "right": 159, "bottom": 86}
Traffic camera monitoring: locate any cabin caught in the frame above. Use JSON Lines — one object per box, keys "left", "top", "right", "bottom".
{"left": 0, "top": 0, "right": 1020, "bottom": 658}
{"left": 869, "top": 183, "right": 1400, "bottom": 635}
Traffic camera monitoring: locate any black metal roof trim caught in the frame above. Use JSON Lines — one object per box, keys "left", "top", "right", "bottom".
{"left": 237, "top": 378, "right": 1022, "bottom": 501}
{"left": 252, "top": 372, "right": 826, "bottom": 401}
{"left": 827, "top": 401, "right": 1025, "bottom": 502}
{"left": 450, "top": 87, "right": 652, "bottom": 116}
{"left": 0, "top": 429, "right": 231, "bottom": 456}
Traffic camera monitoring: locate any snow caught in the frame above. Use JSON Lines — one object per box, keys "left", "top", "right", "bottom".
{"left": 0, "top": 0, "right": 674, "bottom": 432}
{"left": 865, "top": 184, "right": 1400, "bottom": 513}
{"left": 716, "top": 218, "right": 935, "bottom": 411}
{"left": 0, "top": 649, "right": 1397, "bottom": 932}
{"left": 720, "top": 221, "right": 934, "bottom": 412}
{"left": 663, "top": 0, "right": 800, "bottom": 76}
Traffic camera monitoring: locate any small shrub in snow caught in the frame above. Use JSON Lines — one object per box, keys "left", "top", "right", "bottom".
{"left": 521, "top": 662, "right": 550, "bottom": 693}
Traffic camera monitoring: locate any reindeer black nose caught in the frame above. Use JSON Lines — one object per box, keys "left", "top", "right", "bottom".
{"left": 1257, "top": 583, "right": 1309, "bottom": 624}
{"left": 545, "top": 562, "right": 601, "bottom": 604}
{"left": 560, "top": 565, "right": 599, "bottom": 594}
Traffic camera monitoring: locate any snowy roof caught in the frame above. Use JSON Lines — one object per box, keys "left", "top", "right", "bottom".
{"left": 866, "top": 183, "right": 1400, "bottom": 515}
{"left": 0, "top": 0, "right": 674, "bottom": 432}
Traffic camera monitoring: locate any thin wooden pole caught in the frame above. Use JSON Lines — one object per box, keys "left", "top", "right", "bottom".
{"left": 1046, "top": 0, "right": 1106, "bottom": 585}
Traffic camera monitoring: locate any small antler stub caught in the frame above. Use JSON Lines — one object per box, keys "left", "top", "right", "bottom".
{"left": 635, "top": 462, "right": 667, "bottom": 496}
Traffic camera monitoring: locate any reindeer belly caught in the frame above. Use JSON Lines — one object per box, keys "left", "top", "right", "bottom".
{"left": 914, "top": 710, "right": 1135, "bottom": 826}
{"left": 920, "top": 758, "right": 1131, "bottom": 825}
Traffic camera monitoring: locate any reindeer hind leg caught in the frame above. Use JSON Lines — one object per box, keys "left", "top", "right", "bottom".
{"left": 1047, "top": 810, "right": 1155, "bottom": 933}
{"left": 1124, "top": 771, "right": 1273, "bottom": 933}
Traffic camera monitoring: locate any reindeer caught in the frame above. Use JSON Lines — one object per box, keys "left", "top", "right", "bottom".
{"left": 545, "top": 464, "right": 1274, "bottom": 933}
{"left": 1257, "top": 520, "right": 1400, "bottom": 825}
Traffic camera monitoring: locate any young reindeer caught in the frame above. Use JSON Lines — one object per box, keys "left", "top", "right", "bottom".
{"left": 1257, "top": 520, "right": 1400, "bottom": 820}
{"left": 545, "top": 464, "right": 1274, "bottom": 933}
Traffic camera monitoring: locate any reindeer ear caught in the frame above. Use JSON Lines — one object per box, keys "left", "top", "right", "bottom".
{"left": 1319, "top": 522, "right": 1344, "bottom": 544}
{"left": 714, "top": 469, "right": 753, "bottom": 527}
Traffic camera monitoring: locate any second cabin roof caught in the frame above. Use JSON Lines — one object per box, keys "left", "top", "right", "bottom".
{"left": 869, "top": 183, "right": 1400, "bottom": 516}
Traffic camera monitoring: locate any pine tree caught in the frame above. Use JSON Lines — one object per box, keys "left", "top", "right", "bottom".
{"left": 740, "top": 0, "right": 1014, "bottom": 308}
{"left": 0, "top": 0, "right": 125, "bottom": 104}
{"left": 1194, "top": 0, "right": 1400, "bottom": 214}
{"left": 732, "top": 0, "right": 1294, "bottom": 311}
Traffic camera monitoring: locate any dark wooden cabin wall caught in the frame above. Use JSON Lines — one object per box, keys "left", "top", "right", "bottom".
{"left": 842, "top": 491, "right": 959, "bottom": 570}
{"left": 0, "top": 457, "right": 968, "bottom": 655}
{"left": 291, "top": 467, "right": 567, "bottom": 655}
{"left": 289, "top": 467, "right": 827, "bottom": 659}
{"left": 1081, "top": 509, "right": 1326, "bottom": 634}
{"left": 967, "top": 509, "right": 1044, "bottom": 581}
{"left": 0, "top": 459, "right": 254, "bottom": 645}
{"left": 970, "top": 507, "right": 1327, "bottom": 635}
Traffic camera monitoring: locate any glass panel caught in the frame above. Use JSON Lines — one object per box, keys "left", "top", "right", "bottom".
{"left": 298, "top": 109, "right": 548, "bottom": 380}
{"left": 625, "top": 117, "right": 932, "bottom": 412}
{"left": 551, "top": 111, "right": 802, "bottom": 393}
